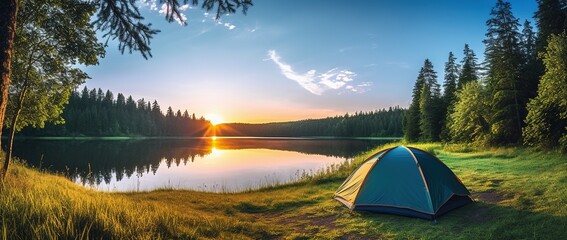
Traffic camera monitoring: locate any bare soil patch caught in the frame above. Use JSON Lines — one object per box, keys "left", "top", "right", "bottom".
{"left": 474, "top": 191, "right": 508, "bottom": 203}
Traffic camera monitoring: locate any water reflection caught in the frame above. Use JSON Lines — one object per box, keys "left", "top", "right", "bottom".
{"left": 9, "top": 137, "right": 391, "bottom": 192}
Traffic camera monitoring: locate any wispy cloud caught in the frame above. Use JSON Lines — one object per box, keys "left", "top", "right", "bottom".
{"left": 267, "top": 50, "right": 368, "bottom": 95}
{"left": 204, "top": 12, "right": 237, "bottom": 30}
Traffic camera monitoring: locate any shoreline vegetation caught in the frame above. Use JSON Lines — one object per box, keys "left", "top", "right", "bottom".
{"left": 1, "top": 142, "right": 565, "bottom": 239}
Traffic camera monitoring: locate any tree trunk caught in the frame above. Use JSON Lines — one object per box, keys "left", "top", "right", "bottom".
{"left": 0, "top": 0, "right": 19, "bottom": 180}
{"left": 1, "top": 85, "right": 25, "bottom": 182}
{"left": 4, "top": 107, "right": 21, "bottom": 181}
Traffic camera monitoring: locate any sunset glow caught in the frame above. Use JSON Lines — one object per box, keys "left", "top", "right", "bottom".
{"left": 206, "top": 113, "right": 224, "bottom": 126}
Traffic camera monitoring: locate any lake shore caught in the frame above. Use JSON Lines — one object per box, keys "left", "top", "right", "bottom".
{"left": 1, "top": 142, "right": 566, "bottom": 239}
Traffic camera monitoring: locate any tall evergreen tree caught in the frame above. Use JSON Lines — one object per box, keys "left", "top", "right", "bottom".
{"left": 418, "top": 59, "right": 442, "bottom": 142}
{"left": 483, "top": 0, "right": 524, "bottom": 144}
{"left": 520, "top": 20, "right": 540, "bottom": 105}
{"left": 523, "top": 33, "right": 567, "bottom": 152}
{"left": 404, "top": 59, "right": 441, "bottom": 142}
{"left": 458, "top": 44, "right": 479, "bottom": 90}
{"left": 419, "top": 83, "right": 435, "bottom": 141}
{"left": 534, "top": 0, "right": 567, "bottom": 53}
{"left": 441, "top": 52, "right": 459, "bottom": 140}
{"left": 404, "top": 63, "right": 426, "bottom": 142}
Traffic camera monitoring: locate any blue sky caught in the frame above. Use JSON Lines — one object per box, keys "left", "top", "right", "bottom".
{"left": 84, "top": 0, "right": 538, "bottom": 123}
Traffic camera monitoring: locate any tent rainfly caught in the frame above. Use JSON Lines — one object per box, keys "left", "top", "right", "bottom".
{"left": 334, "top": 146, "right": 472, "bottom": 220}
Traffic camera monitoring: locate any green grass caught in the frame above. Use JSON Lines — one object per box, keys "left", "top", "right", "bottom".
{"left": 1, "top": 143, "right": 566, "bottom": 239}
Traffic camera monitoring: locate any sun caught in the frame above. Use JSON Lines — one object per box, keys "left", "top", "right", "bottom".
{"left": 205, "top": 113, "right": 224, "bottom": 126}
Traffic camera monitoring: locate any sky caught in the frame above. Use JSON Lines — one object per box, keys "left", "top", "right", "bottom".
{"left": 84, "top": 0, "right": 538, "bottom": 123}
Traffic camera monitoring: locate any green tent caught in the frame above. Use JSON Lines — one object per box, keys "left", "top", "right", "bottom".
{"left": 334, "top": 146, "right": 472, "bottom": 220}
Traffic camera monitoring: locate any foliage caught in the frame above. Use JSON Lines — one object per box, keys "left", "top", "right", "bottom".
{"left": 519, "top": 20, "right": 540, "bottom": 103}
{"left": 218, "top": 107, "right": 405, "bottom": 137}
{"left": 5, "top": 0, "right": 104, "bottom": 132}
{"left": 534, "top": 0, "right": 567, "bottom": 53}
{"left": 405, "top": 59, "right": 441, "bottom": 142}
{"left": 523, "top": 33, "right": 567, "bottom": 152}
{"left": 483, "top": 0, "right": 524, "bottom": 145}
{"left": 1, "top": 0, "right": 106, "bottom": 179}
{"left": 440, "top": 52, "right": 459, "bottom": 141}
{"left": 405, "top": 1, "right": 565, "bottom": 147}
{"left": 449, "top": 81, "right": 491, "bottom": 145}
{"left": 419, "top": 83, "right": 438, "bottom": 141}
{"left": 457, "top": 44, "right": 478, "bottom": 89}
{"left": 404, "top": 60, "right": 428, "bottom": 142}
{"left": 403, "top": 104, "right": 421, "bottom": 142}
{"left": 19, "top": 87, "right": 212, "bottom": 137}
{"left": 2, "top": 143, "right": 566, "bottom": 239}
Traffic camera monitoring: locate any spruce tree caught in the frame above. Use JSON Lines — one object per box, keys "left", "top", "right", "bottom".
{"left": 404, "top": 59, "right": 441, "bottom": 142}
{"left": 520, "top": 20, "right": 540, "bottom": 106}
{"left": 484, "top": 0, "right": 524, "bottom": 144}
{"left": 458, "top": 44, "right": 478, "bottom": 90}
{"left": 404, "top": 64, "right": 426, "bottom": 142}
{"left": 534, "top": 0, "right": 567, "bottom": 54}
{"left": 419, "top": 59, "right": 442, "bottom": 141}
{"left": 441, "top": 52, "right": 459, "bottom": 140}
{"left": 419, "top": 83, "right": 435, "bottom": 141}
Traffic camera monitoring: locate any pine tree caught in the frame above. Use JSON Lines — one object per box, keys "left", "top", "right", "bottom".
{"left": 116, "top": 93, "right": 126, "bottom": 108}
{"left": 166, "top": 107, "right": 175, "bottom": 118}
{"left": 441, "top": 52, "right": 459, "bottom": 140}
{"left": 103, "top": 90, "right": 114, "bottom": 107}
{"left": 520, "top": 20, "right": 540, "bottom": 106}
{"left": 404, "top": 59, "right": 441, "bottom": 142}
{"left": 419, "top": 83, "right": 434, "bottom": 141}
{"left": 458, "top": 44, "right": 478, "bottom": 90}
{"left": 80, "top": 87, "right": 90, "bottom": 108}
{"left": 523, "top": 33, "right": 567, "bottom": 152}
{"left": 484, "top": 0, "right": 524, "bottom": 144}
{"left": 151, "top": 101, "right": 161, "bottom": 115}
{"left": 404, "top": 64, "right": 426, "bottom": 142}
{"left": 418, "top": 59, "right": 442, "bottom": 142}
{"left": 534, "top": 0, "right": 567, "bottom": 53}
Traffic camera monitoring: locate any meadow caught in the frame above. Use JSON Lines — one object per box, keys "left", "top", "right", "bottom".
{"left": 1, "top": 142, "right": 566, "bottom": 239}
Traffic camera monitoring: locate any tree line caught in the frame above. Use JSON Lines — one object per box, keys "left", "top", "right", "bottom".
{"left": 18, "top": 87, "right": 212, "bottom": 137}
{"left": 217, "top": 107, "right": 405, "bottom": 137}
{"left": 404, "top": 0, "right": 566, "bottom": 152}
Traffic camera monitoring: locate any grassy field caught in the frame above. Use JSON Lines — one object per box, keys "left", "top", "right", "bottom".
{"left": 1, "top": 142, "right": 566, "bottom": 239}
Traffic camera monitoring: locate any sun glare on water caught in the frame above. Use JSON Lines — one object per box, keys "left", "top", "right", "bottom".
{"left": 206, "top": 113, "right": 224, "bottom": 126}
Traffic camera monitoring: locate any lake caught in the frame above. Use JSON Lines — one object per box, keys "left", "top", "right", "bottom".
{"left": 8, "top": 137, "right": 395, "bottom": 192}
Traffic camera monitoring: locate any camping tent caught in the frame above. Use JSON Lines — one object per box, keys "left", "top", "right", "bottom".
{"left": 334, "top": 146, "right": 472, "bottom": 220}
